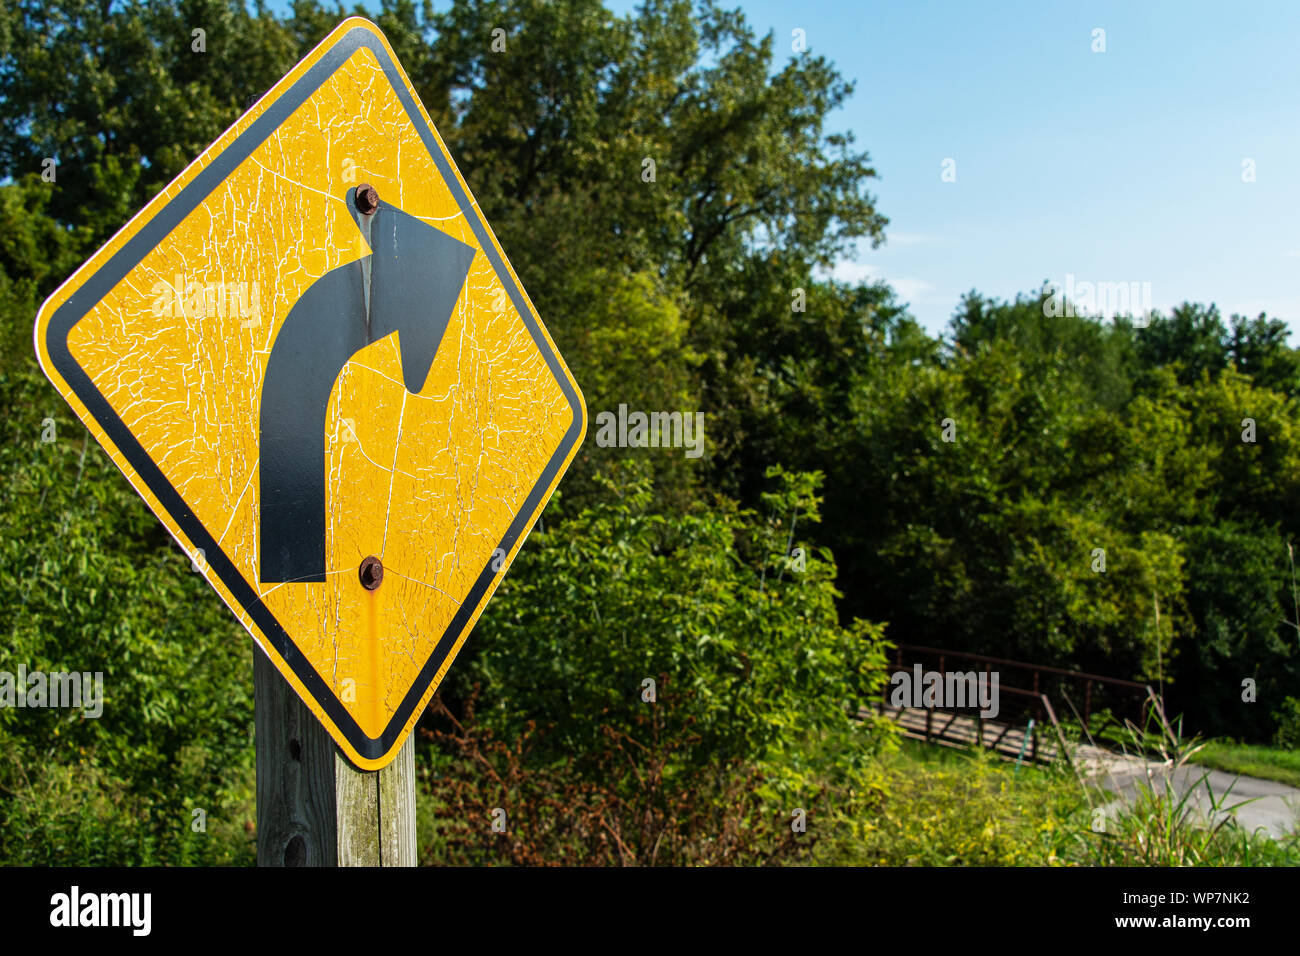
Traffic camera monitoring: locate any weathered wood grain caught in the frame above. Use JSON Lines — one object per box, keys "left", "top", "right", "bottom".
{"left": 254, "top": 647, "right": 416, "bottom": 866}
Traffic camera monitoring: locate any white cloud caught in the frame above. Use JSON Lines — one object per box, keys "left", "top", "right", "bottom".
{"left": 827, "top": 261, "right": 878, "bottom": 285}
{"left": 886, "top": 232, "right": 941, "bottom": 246}
{"left": 825, "top": 261, "right": 935, "bottom": 302}
{"left": 890, "top": 277, "right": 938, "bottom": 302}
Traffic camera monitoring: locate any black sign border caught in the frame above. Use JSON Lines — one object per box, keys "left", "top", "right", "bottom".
{"left": 41, "top": 24, "right": 585, "bottom": 763}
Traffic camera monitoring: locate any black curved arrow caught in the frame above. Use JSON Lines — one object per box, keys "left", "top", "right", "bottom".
{"left": 259, "top": 189, "right": 476, "bottom": 583}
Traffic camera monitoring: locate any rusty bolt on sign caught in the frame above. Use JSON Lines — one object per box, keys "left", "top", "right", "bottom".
{"left": 354, "top": 183, "right": 380, "bottom": 216}
{"left": 359, "top": 555, "right": 383, "bottom": 591}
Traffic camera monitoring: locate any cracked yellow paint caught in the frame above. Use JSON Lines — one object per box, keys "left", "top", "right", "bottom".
{"left": 33, "top": 18, "right": 586, "bottom": 770}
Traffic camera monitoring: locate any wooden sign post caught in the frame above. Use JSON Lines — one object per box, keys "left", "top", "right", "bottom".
{"left": 254, "top": 649, "right": 416, "bottom": 866}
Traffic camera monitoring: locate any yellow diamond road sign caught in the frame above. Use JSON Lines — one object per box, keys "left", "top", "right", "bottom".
{"left": 33, "top": 18, "right": 586, "bottom": 770}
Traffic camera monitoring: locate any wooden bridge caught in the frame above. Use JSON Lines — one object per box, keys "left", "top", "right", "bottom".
{"left": 865, "top": 643, "right": 1174, "bottom": 766}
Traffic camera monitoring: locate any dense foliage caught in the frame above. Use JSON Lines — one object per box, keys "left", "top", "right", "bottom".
{"left": 1, "top": 0, "right": 1296, "bottom": 864}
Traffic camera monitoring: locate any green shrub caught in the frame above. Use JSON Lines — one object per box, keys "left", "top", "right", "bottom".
{"left": 420, "top": 467, "right": 896, "bottom": 864}
{"left": 452, "top": 466, "right": 894, "bottom": 775}
{"left": 1273, "top": 697, "right": 1300, "bottom": 748}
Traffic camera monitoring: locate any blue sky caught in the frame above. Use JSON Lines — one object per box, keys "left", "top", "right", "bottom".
{"left": 283, "top": 1, "right": 1300, "bottom": 337}
{"left": 607, "top": 0, "right": 1300, "bottom": 336}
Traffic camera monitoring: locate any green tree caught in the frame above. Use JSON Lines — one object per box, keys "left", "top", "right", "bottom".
{"left": 1229, "top": 313, "right": 1300, "bottom": 397}
{"left": 0, "top": 0, "right": 301, "bottom": 257}
{"left": 1174, "top": 523, "right": 1298, "bottom": 741}
{"left": 1135, "top": 302, "right": 1230, "bottom": 386}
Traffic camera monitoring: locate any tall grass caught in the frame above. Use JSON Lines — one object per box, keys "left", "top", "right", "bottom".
{"left": 1070, "top": 711, "right": 1298, "bottom": 866}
